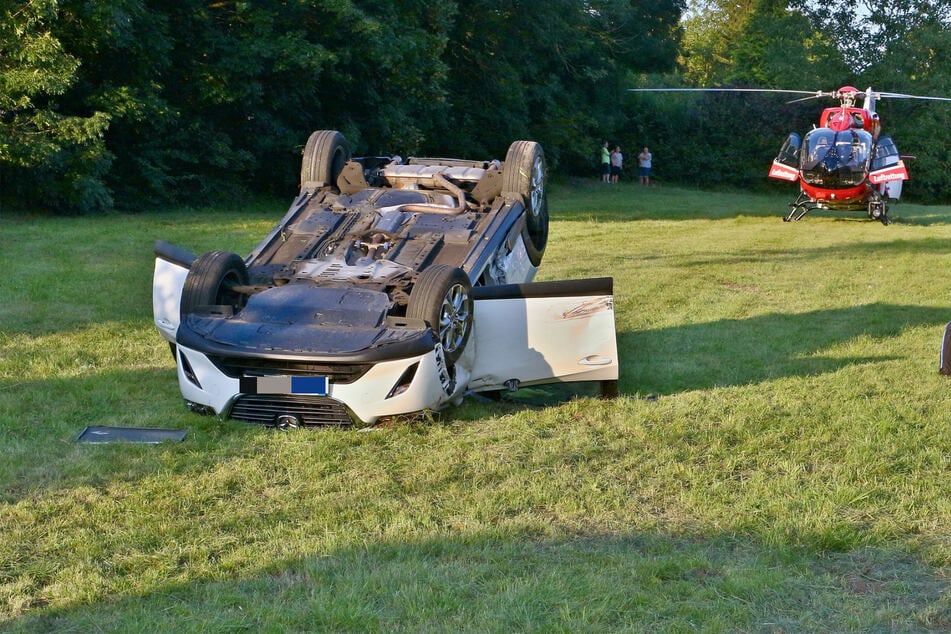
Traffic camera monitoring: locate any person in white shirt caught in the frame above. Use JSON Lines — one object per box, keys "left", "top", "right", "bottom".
{"left": 637, "top": 146, "right": 652, "bottom": 185}
{"left": 610, "top": 146, "right": 623, "bottom": 184}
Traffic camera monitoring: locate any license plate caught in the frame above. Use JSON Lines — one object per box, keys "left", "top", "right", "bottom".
{"left": 240, "top": 376, "right": 328, "bottom": 395}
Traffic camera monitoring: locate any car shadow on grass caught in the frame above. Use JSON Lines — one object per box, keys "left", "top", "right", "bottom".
{"left": 379, "top": 302, "right": 950, "bottom": 414}
{"left": 620, "top": 303, "right": 950, "bottom": 396}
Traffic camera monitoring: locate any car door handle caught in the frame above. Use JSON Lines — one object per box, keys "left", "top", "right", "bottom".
{"left": 579, "top": 355, "right": 613, "bottom": 366}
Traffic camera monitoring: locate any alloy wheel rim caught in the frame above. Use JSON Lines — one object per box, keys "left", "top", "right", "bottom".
{"left": 529, "top": 155, "right": 544, "bottom": 216}
{"left": 437, "top": 283, "right": 470, "bottom": 353}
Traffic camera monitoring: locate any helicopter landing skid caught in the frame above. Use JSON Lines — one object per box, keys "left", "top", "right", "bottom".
{"left": 783, "top": 192, "right": 890, "bottom": 225}
{"left": 783, "top": 193, "right": 815, "bottom": 222}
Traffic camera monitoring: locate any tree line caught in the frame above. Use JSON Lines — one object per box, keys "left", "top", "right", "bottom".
{"left": 650, "top": 0, "right": 951, "bottom": 201}
{"left": 2, "top": 0, "right": 949, "bottom": 213}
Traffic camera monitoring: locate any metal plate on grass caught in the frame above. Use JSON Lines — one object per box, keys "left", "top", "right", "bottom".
{"left": 76, "top": 426, "right": 187, "bottom": 444}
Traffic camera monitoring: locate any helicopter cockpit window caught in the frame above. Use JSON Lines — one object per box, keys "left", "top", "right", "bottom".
{"left": 800, "top": 128, "right": 872, "bottom": 188}
{"left": 802, "top": 129, "right": 834, "bottom": 166}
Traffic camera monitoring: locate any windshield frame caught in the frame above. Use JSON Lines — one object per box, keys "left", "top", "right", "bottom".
{"left": 800, "top": 128, "right": 873, "bottom": 188}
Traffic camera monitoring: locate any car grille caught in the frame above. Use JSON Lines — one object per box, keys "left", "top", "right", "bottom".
{"left": 229, "top": 394, "right": 354, "bottom": 427}
{"left": 209, "top": 356, "right": 372, "bottom": 384}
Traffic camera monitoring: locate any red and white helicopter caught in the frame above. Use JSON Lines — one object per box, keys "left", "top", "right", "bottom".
{"left": 769, "top": 86, "right": 918, "bottom": 225}
{"left": 631, "top": 85, "right": 951, "bottom": 224}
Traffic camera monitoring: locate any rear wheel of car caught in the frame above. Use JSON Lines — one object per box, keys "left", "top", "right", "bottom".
{"left": 502, "top": 140, "right": 548, "bottom": 266}
{"left": 180, "top": 250, "right": 249, "bottom": 317}
{"left": 300, "top": 130, "right": 350, "bottom": 191}
{"left": 407, "top": 265, "right": 473, "bottom": 364}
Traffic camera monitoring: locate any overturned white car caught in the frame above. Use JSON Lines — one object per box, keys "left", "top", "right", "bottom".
{"left": 153, "top": 131, "right": 618, "bottom": 427}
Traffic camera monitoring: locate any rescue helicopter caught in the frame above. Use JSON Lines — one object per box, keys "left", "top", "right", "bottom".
{"left": 770, "top": 86, "right": 911, "bottom": 225}
{"left": 629, "top": 86, "right": 951, "bottom": 224}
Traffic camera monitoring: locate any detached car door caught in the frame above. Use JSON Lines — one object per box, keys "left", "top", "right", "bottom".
{"left": 466, "top": 277, "right": 618, "bottom": 392}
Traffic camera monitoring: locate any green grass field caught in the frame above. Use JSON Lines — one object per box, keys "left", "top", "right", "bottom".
{"left": 1, "top": 182, "right": 949, "bottom": 631}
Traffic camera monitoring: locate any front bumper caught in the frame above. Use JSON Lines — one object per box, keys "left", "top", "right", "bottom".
{"left": 175, "top": 342, "right": 463, "bottom": 426}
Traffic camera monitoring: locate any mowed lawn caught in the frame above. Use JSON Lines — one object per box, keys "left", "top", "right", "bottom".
{"left": 1, "top": 182, "right": 949, "bottom": 632}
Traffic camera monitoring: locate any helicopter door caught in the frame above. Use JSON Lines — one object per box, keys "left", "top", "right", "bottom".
{"left": 768, "top": 133, "right": 801, "bottom": 181}
{"left": 869, "top": 135, "right": 907, "bottom": 199}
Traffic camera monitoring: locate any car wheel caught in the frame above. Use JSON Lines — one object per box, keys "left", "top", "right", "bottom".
{"left": 300, "top": 130, "right": 350, "bottom": 191}
{"left": 502, "top": 140, "right": 548, "bottom": 266}
{"left": 407, "top": 265, "right": 473, "bottom": 364}
{"left": 180, "top": 250, "right": 249, "bottom": 317}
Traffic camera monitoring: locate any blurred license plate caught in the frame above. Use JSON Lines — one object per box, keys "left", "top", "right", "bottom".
{"left": 240, "top": 376, "right": 328, "bottom": 395}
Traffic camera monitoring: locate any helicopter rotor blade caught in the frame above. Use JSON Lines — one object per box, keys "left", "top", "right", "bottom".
{"left": 784, "top": 93, "right": 834, "bottom": 104}
{"left": 629, "top": 86, "right": 951, "bottom": 106}
{"left": 874, "top": 91, "right": 951, "bottom": 103}
{"left": 627, "top": 88, "right": 820, "bottom": 97}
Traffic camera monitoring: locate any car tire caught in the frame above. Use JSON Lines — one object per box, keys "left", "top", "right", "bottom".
{"left": 502, "top": 140, "right": 548, "bottom": 266}
{"left": 300, "top": 130, "right": 350, "bottom": 192}
{"left": 407, "top": 265, "right": 473, "bottom": 364}
{"left": 180, "top": 250, "right": 249, "bottom": 317}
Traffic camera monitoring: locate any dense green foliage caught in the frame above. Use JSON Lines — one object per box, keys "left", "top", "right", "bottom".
{"left": 0, "top": 0, "right": 112, "bottom": 210}
{"left": 0, "top": 0, "right": 683, "bottom": 212}
{"left": 2, "top": 0, "right": 950, "bottom": 212}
